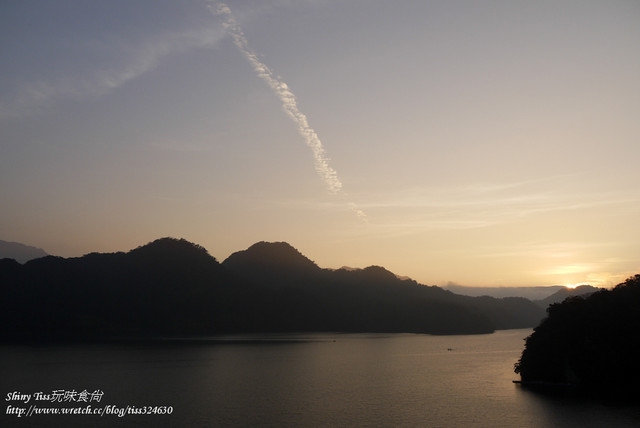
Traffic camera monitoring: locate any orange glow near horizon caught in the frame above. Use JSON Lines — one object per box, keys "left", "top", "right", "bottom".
{"left": 565, "top": 283, "right": 588, "bottom": 289}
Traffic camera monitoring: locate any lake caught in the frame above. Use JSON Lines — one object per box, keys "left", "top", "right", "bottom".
{"left": 2, "top": 329, "right": 639, "bottom": 427}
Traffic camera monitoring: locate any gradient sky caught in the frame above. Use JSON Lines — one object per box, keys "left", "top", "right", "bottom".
{"left": 2, "top": 0, "right": 639, "bottom": 287}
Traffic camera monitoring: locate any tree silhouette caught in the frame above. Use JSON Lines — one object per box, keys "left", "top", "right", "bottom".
{"left": 515, "top": 275, "right": 640, "bottom": 400}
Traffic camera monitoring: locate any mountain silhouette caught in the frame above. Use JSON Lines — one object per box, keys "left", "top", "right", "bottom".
{"left": 515, "top": 275, "right": 640, "bottom": 400}
{"left": 0, "top": 240, "right": 48, "bottom": 263}
{"left": 1, "top": 237, "right": 546, "bottom": 342}
{"left": 445, "top": 284, "right": 565, "bottom": 300}
{"left": 223, "top": 241, "right": 320, "bottom": 285}
{"left": 534, "top": 284, "right": 599, "bottom": 308}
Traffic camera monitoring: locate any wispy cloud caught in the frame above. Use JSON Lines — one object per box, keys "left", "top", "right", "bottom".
{"left": 366, "top": 178, "right": 638, "bottom": 213}
{"left": 543, "top": 263, "right": 597, "bottom": 275}
{"left": 1, "top": 27, "right": 225, "bottom": 119}
{"left": 208, "top": 1, "right": 343, "bottom": 195}
{"left": 341, "top": 175, "right": 640, "bottom": 237}
{"left": 474, "top": 240, "right": 615, "bottom": 260}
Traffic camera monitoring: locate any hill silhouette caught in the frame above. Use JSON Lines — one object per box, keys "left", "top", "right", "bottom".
{"left": 1, "top": 237, "right": 546, "bottom": 342}
{"left": 534, "top": 284, "right": 599, "bottom": 308}
{"left": 0, "top": 240, "right": 48, "bottom": 263}
{"left": 515, "top": 275, "right": 640, "bottom": 400}
{"left": 445, "top": 284, "right": 565, "bottom": 300}
{"left": 222, "top": 241, "right": 320, "bottom": 286}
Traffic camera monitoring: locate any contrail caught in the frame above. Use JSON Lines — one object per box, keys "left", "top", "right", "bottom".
{"left": 208, "top": 1, "right": 343, "bottom": 194}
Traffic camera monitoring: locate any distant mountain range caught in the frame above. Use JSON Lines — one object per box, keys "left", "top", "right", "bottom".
{"left": 0, "top": 237, "right": 554, "bottom": 342}
{"left": 0, "top": 240, "right": 47, "bottom": 263}
{"left": 445, "top": 284, "right": 565, "bottom": 300}
{"left": 533, "top": 284, "right": 599, "bottom": 308}
{"left": 444, "top": 284, "right": 599, "bottom": 304}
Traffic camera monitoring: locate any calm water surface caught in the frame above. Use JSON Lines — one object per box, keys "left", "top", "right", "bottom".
{"left": 1, "top": 329, "right": 639, "bottom": 427}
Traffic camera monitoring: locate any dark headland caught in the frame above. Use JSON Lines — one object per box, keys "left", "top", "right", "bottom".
{"left": 514, "top": 274, "right": 640, "bottom": 401}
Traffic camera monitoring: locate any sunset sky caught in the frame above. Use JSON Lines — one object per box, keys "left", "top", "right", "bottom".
{"left": 2, "top": 0, "right": 639, "bottom": 287}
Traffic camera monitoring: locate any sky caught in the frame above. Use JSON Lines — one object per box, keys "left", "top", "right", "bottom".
{"left": 2, "top": 0, "right": 639, "bottom": 288}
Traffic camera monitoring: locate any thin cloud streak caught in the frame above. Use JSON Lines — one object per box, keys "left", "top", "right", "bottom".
{"left": 1, "top": 28, "right": 224, "bottom": 119}
{"left": 357, "top": 180, "right": 640, "bottom": 214}
{"left": 474, "top": 240, "right": 617, "bottom": 260}
{"left": 334, "top": 179, "right": 640, "bottom": 239}
{"left": 209, "top": 1, "right": 343, "bottom": 195}
{"left": 267, "top": 180, "right": 638, "bottom": 234}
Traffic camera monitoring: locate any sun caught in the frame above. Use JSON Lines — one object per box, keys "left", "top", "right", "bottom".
{"left": 564, "top": 283, "right": 586, "bottom": 289}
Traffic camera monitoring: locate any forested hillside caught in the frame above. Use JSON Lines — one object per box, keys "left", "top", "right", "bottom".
{"left": 1, "top": 238, "right": 545, "bottom": 342}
